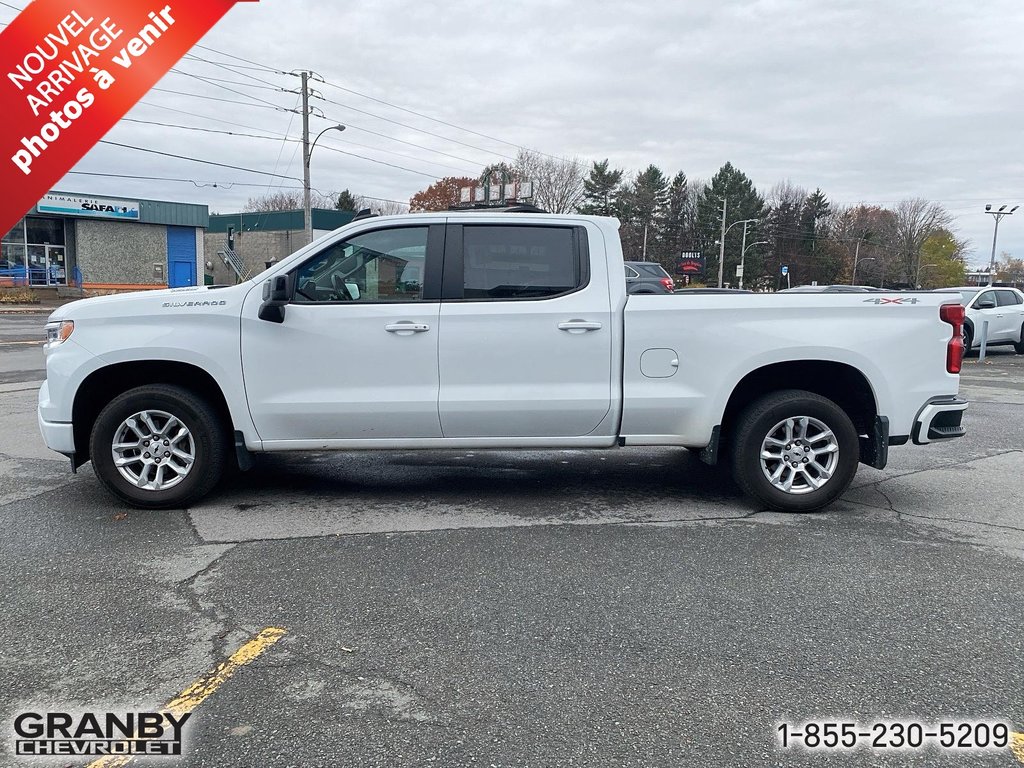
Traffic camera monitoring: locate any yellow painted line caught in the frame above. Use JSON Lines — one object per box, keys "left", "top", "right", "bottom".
{"left": 1011, "top": 730, "right": 1024, "bottom": 764}
{"left": 86, "top": 626, "right": 287, "bottom": 768}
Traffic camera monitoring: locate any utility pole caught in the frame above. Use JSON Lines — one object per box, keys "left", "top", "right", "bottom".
{"left": 642, "top": 223, "right": 648, "bottom": 260}
{"left": 301, "top": 71, "right": 312, "bottom": 246}
{"left": 851, "top": 239, "right": 861, "bottom": 285}
{"left": 717, "top": 197, "right": 728, "bottom": 288}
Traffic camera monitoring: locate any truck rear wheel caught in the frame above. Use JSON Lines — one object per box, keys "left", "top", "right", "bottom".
{"left": 89, "top": 384, "right": 227, "bottom": 509}
{"left": 731, "top": 389, "right": 858, "bottom": 512}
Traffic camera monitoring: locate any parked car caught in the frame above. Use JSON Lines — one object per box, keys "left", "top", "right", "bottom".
{"left": 779, "top": 285, "right": 883, "bottom": 293}
{"left": 625, "top": 261, "right": 675, "bottom": 293}
{"left": 934, "top": 286, "right": 1024, "bottom": 354}
{"left": 39, "top": 212, "right": 967, "bottom": 513}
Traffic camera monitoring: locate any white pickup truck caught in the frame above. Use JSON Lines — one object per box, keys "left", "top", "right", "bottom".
{"left": 38, "top": 211, "right": 968, "bottom": 512}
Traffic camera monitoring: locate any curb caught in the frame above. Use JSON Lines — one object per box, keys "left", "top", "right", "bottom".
{"left": 0, "top": 308, "right": 51, "bottom": 314}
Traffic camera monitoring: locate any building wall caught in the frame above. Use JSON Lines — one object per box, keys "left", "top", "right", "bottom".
{"left": 76, "top": 220, "right": 173, "bottom": 289}
{"left": 204, "top": 228, "right": 318, "bottom": 284}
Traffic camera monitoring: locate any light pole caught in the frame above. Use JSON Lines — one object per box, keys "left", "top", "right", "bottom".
{"left": 985, "top": 203, "right": 1019, "bottom": 285}
{"left": 852, "top": 256, "right": 875, "bottom": 285}
{"left": 738, "top": 240, "right": 767, "bottom": 290}
{"left": 716, "top": 216, "right": 758, "bottom": 288}
{"left": 304, "top": 123, "right": 346, "bottom": 244}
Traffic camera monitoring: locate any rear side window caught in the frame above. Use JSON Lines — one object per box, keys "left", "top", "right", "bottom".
{"left": 462, "top": 226, "right": 581, "bottom": 300}
{"left": 634, "top": 262, "right": 670, "bottom": 278}
{"left": 996, "top": 290, "right": 1022, "bottom": 306}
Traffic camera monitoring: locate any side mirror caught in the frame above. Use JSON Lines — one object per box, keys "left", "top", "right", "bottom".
{"left": 976, "top": 299, "right": 996, "bottom": 310}
{"left": 258, "top": 274, "right": 293, "bottom": 323}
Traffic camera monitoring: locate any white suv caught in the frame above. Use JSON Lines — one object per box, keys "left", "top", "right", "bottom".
{"left": 940, "top": 286, "right": 1024, "bottom": 354}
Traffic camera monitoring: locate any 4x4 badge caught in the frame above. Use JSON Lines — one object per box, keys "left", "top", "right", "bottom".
{"left": 863, "top": 297, "right": 921, "bottom": 304}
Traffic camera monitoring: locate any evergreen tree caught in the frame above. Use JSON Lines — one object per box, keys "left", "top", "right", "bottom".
{"left": 658, "top": 171, "right": 693, "bottom": 273}
{"left": 336, "top": 189, "right": 359, "bottom": 212}
{"left": 618, "top": 165, "right": 669, "bottom": 261}
{"left": 578, "top": 159, "right": 624, "bottom": 216}
{"left": 696, "top": 162, "right": 765, "bottom": 286}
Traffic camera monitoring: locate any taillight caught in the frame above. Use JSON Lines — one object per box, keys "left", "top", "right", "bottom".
{"left": 940, "top": 303, "right": 965, "bottom": 374}
{"left": 661, "top": 277, "right": 675, "bottom": 291}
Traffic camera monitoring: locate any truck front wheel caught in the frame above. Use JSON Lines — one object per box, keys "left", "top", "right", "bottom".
{"left": 731, "top": 389, "right": 859, "bottom": 512}
{"left": 89, "top": 384, "right": 227, "bottom": 509}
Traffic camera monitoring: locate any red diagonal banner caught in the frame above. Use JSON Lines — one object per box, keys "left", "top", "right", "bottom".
{"left": 0, "top": 0, "right": 256, "bottom": 237}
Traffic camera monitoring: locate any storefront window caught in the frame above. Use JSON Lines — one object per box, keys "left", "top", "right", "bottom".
{"left": 1, "top": 219, "right": 27, "bottom": 284}
{"left": 26, "top": 217, "right": 65, "bottom": 246}
{"left": 3, "top": 219, "right": 25, "bottom": 244}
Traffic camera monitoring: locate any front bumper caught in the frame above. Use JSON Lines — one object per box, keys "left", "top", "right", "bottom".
{"left": 912, "top": 396, "right": 968, "bottom": 445}
{"left": 37, "top": 381, "right": 75, "bottom": 454}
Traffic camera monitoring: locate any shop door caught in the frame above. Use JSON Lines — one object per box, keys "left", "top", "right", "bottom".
{"left": 167, "top": 227, "right": 197, "bottom": 287}
{"left": 26, "top": 245, "right": 47, "bottom": 285}
{"left": 46, "top": 246, "right": 67, "bottom": 285}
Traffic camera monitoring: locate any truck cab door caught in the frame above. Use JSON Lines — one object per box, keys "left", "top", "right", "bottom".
{"left": 436, "top": 222, "right": 613, "bottom": 438}
{"left": 240, "top": 224, "right": 445, "bottom": 443}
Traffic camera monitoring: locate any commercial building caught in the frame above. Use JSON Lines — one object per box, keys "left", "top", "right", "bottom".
{"left": 2, "top": 190, "right": 207, "bottom": 293}
{"left": 205, "top": 208, "right": 355, "bottom": 284}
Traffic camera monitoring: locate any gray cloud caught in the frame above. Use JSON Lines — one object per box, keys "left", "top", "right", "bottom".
{"left": 6, "top": 0, "right": 1016, "bottom": 263}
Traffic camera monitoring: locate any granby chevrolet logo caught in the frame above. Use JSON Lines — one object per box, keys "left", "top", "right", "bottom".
{"left": 863, "top": 297, "right": 922, "bottom": 305}
{"left": 13, "top": 710, "right": 190, "bottom": 756}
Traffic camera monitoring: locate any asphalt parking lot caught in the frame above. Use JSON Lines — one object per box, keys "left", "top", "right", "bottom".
{"left": 1, "top": 311, "right": 1022, "bottom": 767}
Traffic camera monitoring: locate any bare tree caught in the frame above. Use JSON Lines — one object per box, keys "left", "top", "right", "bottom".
{"left": 243, "top": 190, "right": 336, "bottom": 212}
{"left": 892, "top": 199, "right": 953, "bottom": 285}
{"left": 514, "top": 149, "right": 586, "bottom": 213}
{"left": 355, "top": 196, "right": 409, "bottom": 216}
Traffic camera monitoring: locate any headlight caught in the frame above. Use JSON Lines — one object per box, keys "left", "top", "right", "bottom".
{"left": 44, "top": 320, "right": 74, "bottom": 347}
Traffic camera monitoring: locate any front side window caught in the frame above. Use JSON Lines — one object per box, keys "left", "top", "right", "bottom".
{"left": 975, "top": 290, "right": 997, "bottom": 308}
{"left": 292, "top": 227, "right": 428, "bottom": 304}
{"left": 462, "top": 225, "right": 580, "bottom": 300}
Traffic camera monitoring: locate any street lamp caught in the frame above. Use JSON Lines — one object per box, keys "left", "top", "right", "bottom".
{"left": 738, "top": 240, "right": 767, "bottom": 290}
{"left": 717, "top": 217, "right": 758, "bottom": 288}
{"left": 304, "top": 123, "right": 346, "bottom": 244}
{"left": 852, "top": 256, "right": 875, "bottom": 285}
{"left": 985, "top": 203, "right": 1018, "bottom": 286}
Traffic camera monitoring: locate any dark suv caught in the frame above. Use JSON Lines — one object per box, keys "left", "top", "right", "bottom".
{"left": 625, "top": 261, "right": 675, "bottom": 294}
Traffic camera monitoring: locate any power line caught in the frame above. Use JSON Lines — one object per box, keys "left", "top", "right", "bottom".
{"left": 167, "top": 67, "right": 286, "bottom": 93}
{"left": 65, "top": 170, "right": 300, "bottom": 190}
{"left": 148, "top": 87, "right": 295, "bottom": 112}
{"left": 119, "top": 117, "right": 476, "bottom": 175}
{"left": 318, "top": 77, "right": 565, "bottom": 161}
{"left": 313, "top": 92, "right": 517, "bottom": 162}
{"left": 97, "top": 140, "right": 301, "bottom": 179}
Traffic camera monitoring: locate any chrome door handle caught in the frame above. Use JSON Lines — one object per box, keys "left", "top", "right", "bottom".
{"left": 385, "top": 322, "right": 430, "bottom": 334}
{"left": 558, "top": 320, "right": 603, "bottom": 333}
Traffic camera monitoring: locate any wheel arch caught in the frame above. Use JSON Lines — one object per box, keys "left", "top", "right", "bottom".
{"left": 72, "top": 361, "right": 234, "bottom": 464}
{"left": 720, "top": 360, "right": 878, "bottom": 451}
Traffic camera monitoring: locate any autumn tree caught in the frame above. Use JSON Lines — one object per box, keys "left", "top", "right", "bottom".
{"left": 917, "top": 229, "right": 968, "bottom": 288}
{"left": 243, "top": 190, "right": 335, "bottom": 212}
{"left": 409, "top": 176, "right": 476, "bottom": 212}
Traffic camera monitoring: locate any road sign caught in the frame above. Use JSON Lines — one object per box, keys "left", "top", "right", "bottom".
{"left": 781, "top": 265, "right": 789, "bottom": 275}
{"left": 735, "top": 265, "right": 744, "bottom": 277}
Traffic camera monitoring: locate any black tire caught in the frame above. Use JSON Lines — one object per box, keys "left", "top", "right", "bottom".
{"left": 731, "top": 389, "right": 859, "bottom": 513}
{"left": 963, "top": 324, "right": 974, "bottom": 357}
{"left": 1015, "top": 323, "right": 1024, "bottom": 354}
{"left": 89, "top": 384, "right": 228, "bottom": 509}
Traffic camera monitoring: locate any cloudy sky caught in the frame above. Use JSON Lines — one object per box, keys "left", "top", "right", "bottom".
{"left": 6, "top": 0, "right": 1023, "bottom": 266}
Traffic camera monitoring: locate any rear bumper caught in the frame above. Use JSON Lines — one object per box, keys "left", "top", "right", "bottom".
{"left": 912, "top": 396, "right": 968, "bottom": 445}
